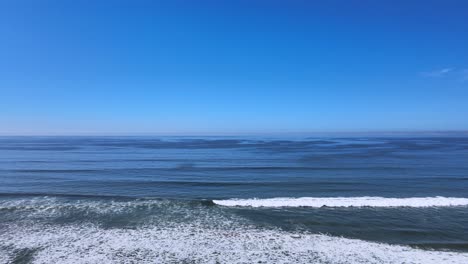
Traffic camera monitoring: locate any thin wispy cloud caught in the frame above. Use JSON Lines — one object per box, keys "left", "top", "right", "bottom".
{"left": 421, "top": 67, "right": 468, "bottom": 83}
{"left": 461, "top": 69, "right": 468, "bottom": 82}
{"left": 421, "top": 68, "right": 454, "bottom": 77}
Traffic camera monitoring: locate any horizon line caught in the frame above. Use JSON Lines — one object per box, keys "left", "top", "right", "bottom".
{"left": 1, "top": 130, "right": 468, "bottom": 137}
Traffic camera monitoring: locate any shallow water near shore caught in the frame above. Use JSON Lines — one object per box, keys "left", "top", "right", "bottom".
{"left": 1, "top": 136, "right": 468, "bottom": 263}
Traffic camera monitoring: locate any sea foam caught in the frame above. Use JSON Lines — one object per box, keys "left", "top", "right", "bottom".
{"left": 213, "top": 196, "right": 468, "bottom": 208}
{"left": 1, "top": 223, "right": 468, "bottom": 264}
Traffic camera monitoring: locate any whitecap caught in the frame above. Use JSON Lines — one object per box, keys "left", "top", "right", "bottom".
{"left": 213, "top": 196, "right": 468, "bottom": 208}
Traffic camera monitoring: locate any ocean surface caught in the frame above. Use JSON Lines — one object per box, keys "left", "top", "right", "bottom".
{"left": 1, "top": 136, "right": 468, "bottom": 263}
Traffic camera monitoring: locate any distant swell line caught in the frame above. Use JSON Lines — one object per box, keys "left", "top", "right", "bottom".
{"left": 212, "top": 196, "right": 468, "bottom": 208}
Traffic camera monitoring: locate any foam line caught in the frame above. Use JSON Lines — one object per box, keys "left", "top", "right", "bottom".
{"left": 213, "top": 196, "right": 468, "bottom": 208}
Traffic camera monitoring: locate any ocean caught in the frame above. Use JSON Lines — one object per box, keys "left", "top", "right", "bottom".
{"left": 1, "top": 136, "right": 468, "bottom": 263}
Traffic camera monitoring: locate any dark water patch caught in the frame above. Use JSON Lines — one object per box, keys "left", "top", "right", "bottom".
{"left": 171, "top": 166, "right": 410, "bottom": 172}
{"left": 84, "top": 180, "right": 355, "bottom": 188}
{"left": 0, "top": 146, "right": 80, "bottom": 151}
{"left": 0, "top": 192, "right": 135, "bottom": 200}
{"left": 410, "top": 242, "right": 468, "bottom": 252}
{"left": 230, "top": 206, "right": 468, "bottom": 251}
{"left": 9, "top": 248, "right": 38, "bottom": 264}
{"left": 2, "top": 166, "right": 412, "bottom": 176}
{"left": 6, "top": 169, "right": 101, "bottom": 173}
{"left": 13, "top": 160, "right": 55, "bottom": 164}
{"left": 419, "top": 176, "right": 468, "bottom": 181}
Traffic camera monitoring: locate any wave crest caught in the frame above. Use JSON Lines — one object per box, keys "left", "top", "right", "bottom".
{"left": 213, "top": 196, "right": 468, "bottom": 208}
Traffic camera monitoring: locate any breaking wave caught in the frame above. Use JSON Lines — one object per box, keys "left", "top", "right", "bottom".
{"left": 213, "top": 196, "right": 468, "bottom": 208}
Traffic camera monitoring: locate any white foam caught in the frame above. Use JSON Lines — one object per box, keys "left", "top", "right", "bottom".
{"left": 1, "top": 223, "right": 468, "bottom": 264}
{"left": 0, "top": 249, "right": 11, "bottom": 264}
{"left": 213, "top": 196, "right": 468, "bottom": 208}
{"left": 0, "top": 197, "right": 173, "bottom": 215}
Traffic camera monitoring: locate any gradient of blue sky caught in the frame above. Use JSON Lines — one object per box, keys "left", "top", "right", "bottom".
{"left": 1, "top": 0, "right": 467, "bottom": 135}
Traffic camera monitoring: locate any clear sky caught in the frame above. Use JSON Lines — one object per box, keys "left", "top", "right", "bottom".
{"left": 1, "top": 0, "right": 467, "bottom": 135}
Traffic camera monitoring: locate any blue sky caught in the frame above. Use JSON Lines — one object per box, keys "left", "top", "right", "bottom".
{"left": 1, "top": 0, "right": 467, "bottom": 135}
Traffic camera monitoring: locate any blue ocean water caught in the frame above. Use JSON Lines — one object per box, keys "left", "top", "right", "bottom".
{"left": 1, "top": 136, "right": 468, "bottom": 263}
